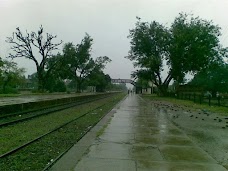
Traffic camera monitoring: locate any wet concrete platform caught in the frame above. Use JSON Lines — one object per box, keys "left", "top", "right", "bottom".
{"left": 0, "top": 93, "right": 90, "bottom": 106}
{"left": 50, "top": 95, "right": 227, "bottom": 171}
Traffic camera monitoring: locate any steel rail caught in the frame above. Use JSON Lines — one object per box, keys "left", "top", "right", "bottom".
{"left": 0, "top": 103, "right": 107, "bottom": 159}
{"left": 42, "top": 94, "right": 128, "bottom": 171}
{"left": 42, "top": 106, "right": 106, "bottom": 171}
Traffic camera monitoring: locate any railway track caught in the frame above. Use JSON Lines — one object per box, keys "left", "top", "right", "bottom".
{"left": 0, "top": 93, "right": 114, "bottom": 127}
{"left": 0, "top": 92, "right": 125, "bottom": 171}
{"left": 0, "top": 103, "right": 105, "bottom": 159}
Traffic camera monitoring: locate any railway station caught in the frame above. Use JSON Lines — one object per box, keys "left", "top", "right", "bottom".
{"left": 1, "top": 0, "right": 228, "bottom": 170}
{"left": 1, "top": 93, "right": 227, "bottom": 171}
{"left": 49, "top": 94, "right": 227, "bottom": 171}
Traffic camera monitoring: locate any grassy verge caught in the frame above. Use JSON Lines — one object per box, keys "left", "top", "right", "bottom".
{"left": 0, "top": 94, "right": 21, "bottom": 97}
{"left": 142, "top": 94, "right": 228, "bottom": 116}
{"left": 96, "top": 124, "right": 109, "bottom": 137}
{"left": 0, "top": 93, "right": 126, "bottom": 171}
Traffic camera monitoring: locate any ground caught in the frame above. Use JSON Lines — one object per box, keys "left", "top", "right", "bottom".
{"left": 151, "top": 98, "right": 228, "bottom": 169}
{"left": 51, "top": 94, "right": 228, "bottom": 171}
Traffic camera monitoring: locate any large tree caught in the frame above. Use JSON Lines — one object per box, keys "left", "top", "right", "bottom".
{"left": 169, "top": 13, "right": 226, "bottom": 82}
{"left": 62, "top": 35, "right": 92, "bottom": 92}
{"left": 63, "top": 34, "right": 111, "bottom": 92}
{"left": 127, "top": 14, "right": 227, "bottom": 95}
{"left": 127, "top": 17, "right": 172, "bottom": 95}
{"left": 6, "top": 26, "right": 62, "bottom": 91}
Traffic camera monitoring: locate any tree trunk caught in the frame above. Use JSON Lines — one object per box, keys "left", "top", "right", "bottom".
{"left": 3, "top": 81, "right": 7, "bottom": 93}
{"left": 77, "top": 80, "right": 82, "bottom": 93}
{"left": 157, "top": 84, "right": 169, "bottom": 96}
{"left": 77, "top": 83, "right": 81, "bottom": 93}
{"left": 3, "top": 77, "right": 11, "bottom": 93}
{"left": 37, "top": 71, "right": 44, "bottom": 92}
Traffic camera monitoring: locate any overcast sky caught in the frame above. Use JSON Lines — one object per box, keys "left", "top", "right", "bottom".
{"left": 0, "top": 0, "right": 228, "bottom": 80}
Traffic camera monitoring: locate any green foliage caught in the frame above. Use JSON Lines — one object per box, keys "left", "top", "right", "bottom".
{"left": 0, "top": 87, "right": 18, "bottom": 94}
{"left": 25, "top": 53, "right": 67, "bottom": 93}
{"left": 87, "top": 70, "right": 111, "bottom": 92}
{"left": 62, "top": 34, "right": 111, "bottom": 92}
{"left": 0, "top": 59, "right": 25, "bottom": 94}
{"left": 0, "top": 57, "right": 3, "bottom": 74}
{"left": 127, "top": 17, "right": 172, "bottom": 95}
{"left": 6, "top": 28, "right": 111, "bottom": 93}
{"left": 44, "top": 76, "right": 66, "bottom": 93}
{"left": 95, "top": 56, "right": 112, "bottom": 70}
{"left": 107, "top": 83, "right": 128, "bottom": 92}
{"left": 170, "top": 13, "right": 226, "bottom": 82}
{"left": 127, "top": 14, "right": 227, "bottom": 95}
{"left": 28, "top": 73, "right": 38, "bottom": 89}
{"left": 44, "top": 53, "right": 67, "bottom": 92}
{"left": 135, "top": 77, "right": 150, "bottom": 89}
{"left": 189, "top": 64, "right": 228, "bottom": 95}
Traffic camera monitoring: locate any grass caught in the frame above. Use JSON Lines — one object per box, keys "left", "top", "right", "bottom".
{"left": 96, "top": 124, "right": 109, "bottom": 137}
{"left": 142, "top": 94, "right": 228, "bottom": 116}
{"left": 96, "top": 117, "right": 112, "bottom": 137}
{"left": 0, "top": 94, "right": 21, "bottom": 97}
{"left": 0, "top": 93, "right": 126, "bottom": 171}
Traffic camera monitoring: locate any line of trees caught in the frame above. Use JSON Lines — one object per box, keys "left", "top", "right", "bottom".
{"left": 189, "top": 63, "right": 228, "bottom": 96}
{"left": 0, "top": 26, "right": 115, "bottom": 93}
{"left": 127, "top": 13, "right": 228, "bottom": 96}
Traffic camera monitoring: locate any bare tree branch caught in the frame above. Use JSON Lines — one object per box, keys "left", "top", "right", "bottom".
{"left": 6, "top": 26, "right": 62, "bottom": 91}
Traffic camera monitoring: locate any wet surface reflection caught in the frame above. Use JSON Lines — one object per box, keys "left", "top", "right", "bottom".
{"left": 0, "top": 94, "right": 81, "bottom": 106}
{"left": 74, "top": 95, "right": 228, "bottom": 171}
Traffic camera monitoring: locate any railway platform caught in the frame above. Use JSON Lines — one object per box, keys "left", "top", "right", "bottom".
{"left": 0, "top": 93, "right": 87, "bottom": 106}
{"left": 50, "top": 94, "right": 227, "bottom": 171}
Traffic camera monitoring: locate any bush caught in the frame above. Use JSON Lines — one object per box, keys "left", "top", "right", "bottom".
{"left": 0, "top": 87, "right": 19, "bottom": 94}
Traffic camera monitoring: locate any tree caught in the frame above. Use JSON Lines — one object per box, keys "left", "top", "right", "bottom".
{"left": 6, "top": 26, "right": 62, "bottom": 91}
{"left": 0, "top": 60, "right": 25, "bottom": 93}
{"left": 108, "top": 83, "right": 128, "bottom": 92}
{"left": 127, "top": 14, "right": 227, "bottom": 95}
{"left": 169, "top": 13, "right": 226, "bottom": 82}
{"left": 86, "top": 55, "right": 112, "bottom": 92}
{"left": 189, "top": 64, "right": 228, "bottom": 95}
{"left": 0, "top": 57, "right": 4, "bottom": 76}
{"left": 62, "top": 35, "right": 92, "bottom": 92}
{"left": 127, "top": 18, "right": 172, "bottom": 95}
{"left": 44, "top": 74, "right": 66, "bottom": 92}
{"left": 44, "top": 53, "right": 67, "bottom": 92}
{"left": 63, "top": 34, "right": 111, "bottom": 92}
{"left": 87, "top": 70, "right": 111, "bottom": 92}
{"left": 28, "top": 73, "right": 38, "bottom": 89}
